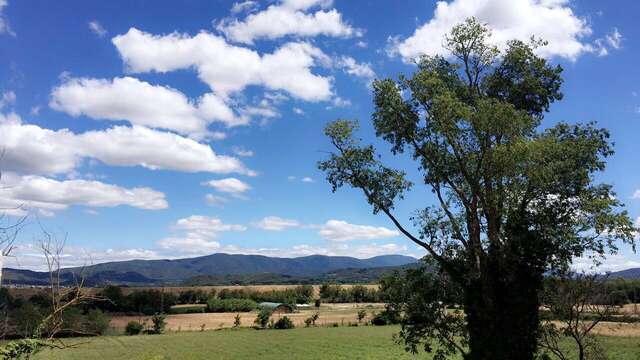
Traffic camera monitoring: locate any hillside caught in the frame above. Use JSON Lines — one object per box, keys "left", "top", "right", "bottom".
{"left": 2, "top": 253, "right": 418, "bottom": 286}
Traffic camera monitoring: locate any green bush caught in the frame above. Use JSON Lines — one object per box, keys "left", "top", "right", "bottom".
{"left": 254, "top": 308, "right": 272, "bottom": 329}
{"left": 206, "top": 298, "right": 257, "bottom": 313}
{"left": 371, "top": 310, "right": 401, "bottom": 326}
{"left": 169, "top": 305, "right": 206, "bottom": 314}
{"left": 125, "top": 321, "right": 143, "bottom": 335}
{"left": 86, "top": 309, "right": 110, "bottom": 335}
{"left": 273, "top": 316, "right": 294, "bottom": 330}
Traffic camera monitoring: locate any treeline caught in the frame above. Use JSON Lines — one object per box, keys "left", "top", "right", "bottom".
{"left": 89, "top": 285, "right": 315, "bottom": 315}
{"left": 0, "top": 288, "right": 110, "bottom": 339}
{"left": 319, "top": 284, "right": 382, "bottom": 303}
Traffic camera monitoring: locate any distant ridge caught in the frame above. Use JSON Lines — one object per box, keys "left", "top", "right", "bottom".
{"left": 3, "top": 253, "right": 418, "bottom": 286}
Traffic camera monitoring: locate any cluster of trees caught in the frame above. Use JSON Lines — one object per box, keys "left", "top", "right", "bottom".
{"left": 206, "top": 298, "right": 257, "bottom": 313}
{"left": 319, "top": 284, "right": 381, "bottom": 303}
{"left": 0, "top": 288, "right": 109, "bottom": 339}
{"left": 216, "top": 285, "right": 314, "bottom": 305}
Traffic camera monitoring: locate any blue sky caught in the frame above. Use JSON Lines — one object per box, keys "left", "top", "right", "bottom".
{"left": 1, "top": 0, "right": 639, "bottom": 271}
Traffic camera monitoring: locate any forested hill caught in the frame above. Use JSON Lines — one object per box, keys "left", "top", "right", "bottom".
{"left": 3, "top": 253, "right": 418, "bottom": 286}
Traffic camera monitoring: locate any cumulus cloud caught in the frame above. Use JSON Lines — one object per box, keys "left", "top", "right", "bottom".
{"left": 319, "top": 220, "right": 400, "bottom": 241}
{"left": 253, "top": 216, "right": 301, "bottom": 231}
{"left": 50, "top": 77, "right": 246, "bottom": 138}
{"left": 0, "top": 113, "right": 251, "bottom": 176}
{"left": 390, "top": 0, "right": 602, "bottom": 62}
{"left": 216, "top": 0, "right": 359, "bottom": 45}
{"left": 301, "top": 177, "right": 313, "bottom": 183}
{"left": 112, "top": 28, "right": 333, "bottom": 101}
{"left": 337, "top": 56, "right": 375, "bottom": 82}
{"left": 158, "top": 215, "right": 246, "bottom": 254}
{"left": 0, "top": 0, "right": 14, "bottom": 36}
{"left": 88, "top": 20, "right": 107, "bottom": 37}
{"left": 0, "top": 172, "right": 167, "bottom": 216}
{"left": 203, "top": 178, "right": 251, "bottom": 194}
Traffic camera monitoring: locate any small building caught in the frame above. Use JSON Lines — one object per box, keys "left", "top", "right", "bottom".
{"left": 258, "top": 302, "right": 294, "bottom": 313}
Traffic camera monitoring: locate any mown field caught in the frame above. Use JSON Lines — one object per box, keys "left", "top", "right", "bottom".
{"left": 34, "top": 326, "right": 640, "bottom": 360}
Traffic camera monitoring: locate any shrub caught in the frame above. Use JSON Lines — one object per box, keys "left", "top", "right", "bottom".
{"left": 86, "top": 309, "right": 110, "bottom": 335}
{"left": 150, "top": 314, "right": 166, "bottom": 334}
{"left": 233, "top": 313, "right": 241, "bottom": 328}
{"left": 314, "top": 299, "right": 321, "bottom": 307}
{"left": 273, "top": 316, "right": 294, "bottom": 329}
{"left": 357, "top": 309, "right": 367, "bottom": 323}
{"left": 371, "top": 310, "right": 401, "bottom": 326}
{"left": 206, "top": 298, "right": 257, "bottom": 313}
{"left": 254, "top": 308, "right": 272, "bottom": 329}
{"left": 125, "top": 321, "right": 143, "bottom": 335}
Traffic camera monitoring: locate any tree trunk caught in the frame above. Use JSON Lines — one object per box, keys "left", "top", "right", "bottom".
{"left": 463, "top": 241, "right": 544, "bottom": 360}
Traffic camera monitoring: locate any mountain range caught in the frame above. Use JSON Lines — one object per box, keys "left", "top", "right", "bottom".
{"left": 3, "top": 253, "right": 419, "bottom": 286}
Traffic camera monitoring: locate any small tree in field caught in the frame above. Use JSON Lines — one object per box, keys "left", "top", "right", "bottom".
{"left": 254, "top": 308, "right": 272, "bottom": 329}
{"left": 319, "top": 17, "right": 635, "bottom": 360}
{"left": 539, "top": 273, "right": 614, "bottom": 360}
{"left": 357, "top": 309, "right": 367, "bottom": 323}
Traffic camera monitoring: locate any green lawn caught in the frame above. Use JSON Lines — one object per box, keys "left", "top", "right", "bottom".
{"left": 34, "top": 326, "right": 640, "bottom": 360}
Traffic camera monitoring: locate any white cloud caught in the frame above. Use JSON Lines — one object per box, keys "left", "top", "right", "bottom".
{"left": 88, "top": 20, "right": 107, "bottom": 37}
{"left": 0, "top": 114, "right": 251, "bottom": 176}
{"left": 0, "top": 172, "right": 167, "bottom": 215}
{"left": 231, "top": 1, "right": 258, "bottom": 14}
{"left": 216, "top": 0, "right": 359, "bottom": 45}
{"left": 292, "top": 107, "right": 304, "bottom": 115}
{"left": 112, "top": 28, "right": 333, "bottom": 101}
{"left": 50, "top": 77, "right": 246, "bottom": 138}
{"left": 632, "top": 190, "right": 640, "bottom": 199}
{"left": 231, "top": 146, "right": 254, "bottom": 157}
{"left": 301, "top": 177, "right": 313, "bottom": 183}
{"left": 158, "top": 215, "right": 246, "bottom": 254}
{"left": 390, "top": 0, "right": 597, "bottom": 62}
{"left": 330, "top": 96, "right": 351, "bottom": 108}
{"left": 0, "top": 0, "right": 14, "bottom": 36}
{"left": 337, "top": 56, "right": 375, "bottom": 81}
{"left": 605, "top": 28, "right": 622, "bottom": 50}
{"left": 253, "top": 216, "right": 300, "bottom": 231}
{"left": 0, "top": 90, "right": 16, "bottom": 108}
{"left": 319, "top": 220, "right": 400, "bottom": 241}
{"left": 203, "top": 177, "right": 251, "bottom": 194}
{"left": 572, "top": 254, "right": 640, "bottom": 274}
{"left": 204, "top": 194, "right": 228, "bottom": 207}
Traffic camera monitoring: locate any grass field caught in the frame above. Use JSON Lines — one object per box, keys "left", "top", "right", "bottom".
{"left": 34, "top": 326, "right": 640, "bottom": 360}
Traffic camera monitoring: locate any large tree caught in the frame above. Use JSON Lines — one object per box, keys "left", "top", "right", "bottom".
{"left": 319, "top": 18, "right": 635, "bottom": 360}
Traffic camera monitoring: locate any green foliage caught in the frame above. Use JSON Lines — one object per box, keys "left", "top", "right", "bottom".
{"left": 177, "top": 289, "right": 209, "bottom": 304}
{"left": 169, "top": 305, "right": 206, "bottom": 314}
{"left": 272, "top": 316, "right": 294, "bottom": 330}
{"left": 319, "top": 284, "right": 381, "bottom": 303}
{"left": 216, "top": 285, "right": 313, "bottom": 304}
{"left": 124, "top": 321, "right": 143, "bottom": 336}
{"left": 149, "top": 314, "right": 166, "bottom": 335}
{"left": 85, "top": 309, "right": 110, "bottom": 335}
{"left": 319, "top": 16, "right": 636, "bottom": 360}
{"left": 0, "top": 338, "right": 51, "bottom": 360}
{"left": 206, "top": 298, "right": 257, "bottom": 313}
{"left": 254, "top": 308, "right": 272, "bottom": 329}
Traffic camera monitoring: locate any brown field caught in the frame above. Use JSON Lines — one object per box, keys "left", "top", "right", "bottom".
{"left": 7, "top": 284, "right": 380, "bottom": 299}
{"left": 109, "top": 303, "right": 386, "bottom": 331}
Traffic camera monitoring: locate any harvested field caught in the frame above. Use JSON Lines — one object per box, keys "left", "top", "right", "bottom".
{"left": 109, "top": 303, "right": 386, "bottom": 331}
